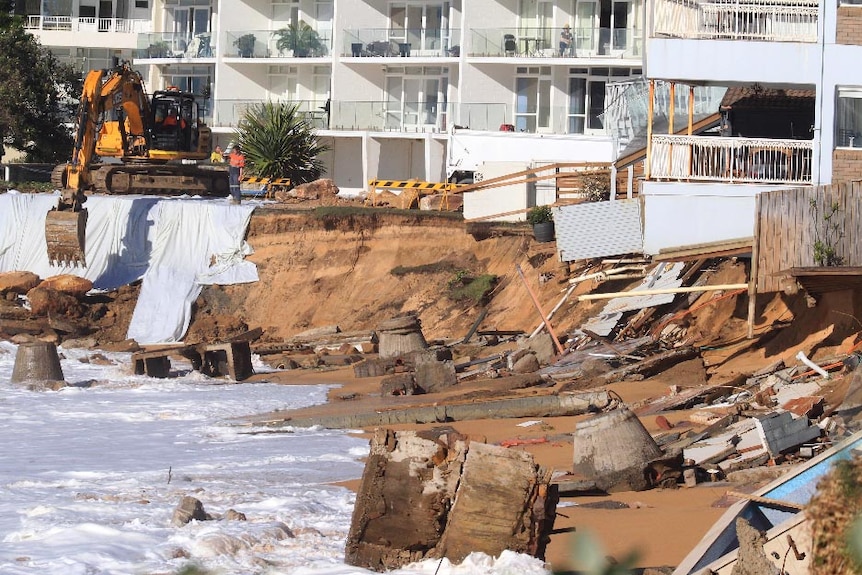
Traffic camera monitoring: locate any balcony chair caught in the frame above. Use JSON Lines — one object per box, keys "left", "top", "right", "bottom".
{"left": 503, "top": 34, "right": 517, "bottom": 56}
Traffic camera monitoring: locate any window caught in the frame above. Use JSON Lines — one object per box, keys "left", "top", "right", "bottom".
{"left": 135, "top": 0, "right": 148, "bottom": 8}
{"left": 385, "top": 67, "right": 448, "bottom": 131}
{"left": 568, "top": 67, "right": 634, "bottom": 135}
{"left": 837, "top": 88, "right": 862, "bottom": 148}
{"left": 515, "top": 67, "right": 551, "bottom": 132}
{"left": 389, "top": 3, "right": 449, "bottom": 53}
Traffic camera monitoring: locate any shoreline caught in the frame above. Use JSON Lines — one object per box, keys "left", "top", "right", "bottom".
{"left": 247, "top": 362, "right": 746, "bottom": 572}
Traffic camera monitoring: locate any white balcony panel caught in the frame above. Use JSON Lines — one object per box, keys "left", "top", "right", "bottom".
{"left": 31, "top": 29, "right": 143, "bottom": 50}
{"left": 641, "top": 180, "right": 777, "bottom": 255}
{"left": 645, "top": 38, "right": 821, "bottom": 85}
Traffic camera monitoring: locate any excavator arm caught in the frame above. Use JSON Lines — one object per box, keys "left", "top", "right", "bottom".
{"left": 47, "top": 63, "right": 151, "bottom": 266}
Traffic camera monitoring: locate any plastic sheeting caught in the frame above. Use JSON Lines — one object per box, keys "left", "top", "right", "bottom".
{"left": 0, "top": 191, "right": 258, "bottom": 343}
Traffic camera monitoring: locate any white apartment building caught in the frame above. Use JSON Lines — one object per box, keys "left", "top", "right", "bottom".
{"left": 22, "top": 0, "right": 646, "bottom": 194}
{"left": 639, "top": 0, "right": 861, "bottom": 255}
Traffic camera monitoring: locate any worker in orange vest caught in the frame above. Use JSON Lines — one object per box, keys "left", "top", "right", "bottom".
{"left": 228, "top": 143, "right": 245, "bottom": 204}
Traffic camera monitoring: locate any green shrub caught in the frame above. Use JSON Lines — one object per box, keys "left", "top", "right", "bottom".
{"left": 526, "top": 205, "right": 553, "bottom": 225}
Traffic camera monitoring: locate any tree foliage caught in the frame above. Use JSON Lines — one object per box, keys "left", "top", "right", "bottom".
{"left": 0, "top": 3, "right": 80, "bottom": 162}
{"left": 235, "top": 101, "right": 329, "bottom": 185}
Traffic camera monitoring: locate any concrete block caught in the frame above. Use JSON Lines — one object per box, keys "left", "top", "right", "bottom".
{"left": 201, "top": 341, "right": 254, "bottom": 381}
{"left": 132, "top": 350, "right": 172, "bottom": 378}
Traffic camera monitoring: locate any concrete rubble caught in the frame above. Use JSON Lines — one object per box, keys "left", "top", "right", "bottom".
{"left": 344, "top": 428, "right": 557, "bottom": 571}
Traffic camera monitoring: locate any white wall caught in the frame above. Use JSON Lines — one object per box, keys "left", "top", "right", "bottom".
{"left": 640, "top": 181, "right": 778, "bottom": 255}
{"left": 645, "top": 38, "right": 821, "bottom": 86}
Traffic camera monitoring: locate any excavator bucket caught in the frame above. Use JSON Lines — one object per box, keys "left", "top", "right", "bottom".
{"left": 45, "top": 209, "right": 88, "bottom": 267}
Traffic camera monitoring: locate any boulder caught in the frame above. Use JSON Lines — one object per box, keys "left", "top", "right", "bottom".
{"left": 288, "top": 178, "right": 339, "bottom": 201}
{"left": 171, "top": 495, "right": 212, "bottom": 527}
{"left": 39, "top": 274, "right": 93, "bottom": 296}
{"left": 414, "top": 355, "right": 457, "bottom": 393}
{"left": 512, "top": 352, "right": 540, "bottom": 374}
{"left": 519, "top": 332, "right": 557, "bottom": 366}
{"left": 0, "top": 271, "right": 40, "bottom": 295}
{"left": 26, "top": 286, "right": 84, "bottom": 317}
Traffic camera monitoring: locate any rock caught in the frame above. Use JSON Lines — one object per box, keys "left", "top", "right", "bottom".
{"left": 26, "top": 286, "right": 83, "bottom": 318}
{"left": 683, "top": 468, "right": 697, "bottom": 487}
{"left": 512, "top": 352, "right": 540, "bottom": 374}
{"left": 419, "top": 194, "right": 463, "bottom": 212}
{"left": 519, "top": 332, "right": 556, "bottom": 366}
{"left": 224, "top": 509, "right": 247, "bottom": 521}
{"left": 0, "top": 271, "right": 40, "bottom": 295}
{"left": 414, "top": 355, "right": 457, "bottom": 393}
{"left": 61, "top": 336, "right": 98, "bottom": 349}
{"left": 655, "top": 415, "right": 674, "bottom": 430}
{"left": 194, "top": 533, "right": 247, "bottom": 557}
{"left": 380, "top": 373, "right": 418, "bottom": 396}
{"left": 288, "top": 178, "right": 339, "bottom": 201}
{"left": 39, "top": 275, "right": 93, "bottom": 296}
{"left": 171, "top": 495, "right": 212, "bottom": 527}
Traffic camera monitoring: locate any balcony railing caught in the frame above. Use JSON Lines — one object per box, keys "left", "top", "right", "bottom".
{"left": 136, "top": 32, "right": 216, "bottom": 59}
{"left": 224, "top": 29, "right": 332, "bottom": 59}
{"left": 330, "top": 100, "right": 448, "bottom": 132}
{"left": 214, "top": 99, "right": 329, "bottom": 128}
{"left": 470, "top": 27, "right": 643, "bottom": 58}
{"left": 25, "top": 15, "right": 151, "bottom": 33}
{"left": 652, "top": 0, "right": 818, "bottom": 42}
{"left": 342, "top": 28, "right": 461, "bottom": 57}
{"left": 650, "top": 134, "right": 813, "bottom": 184}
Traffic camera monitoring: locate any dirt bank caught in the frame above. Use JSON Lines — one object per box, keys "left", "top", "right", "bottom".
{"left": 195, "top": 207, "right": 603, "bottom": 344}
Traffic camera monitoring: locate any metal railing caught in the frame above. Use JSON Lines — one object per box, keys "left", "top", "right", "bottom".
{"left": 213, "top": 99, "right": 329, "bottom": 128}
{"left": 342, "top": 28, "right": 462, "bottom": 57}
{"left": 652, "top": 0, "right": 819, "bottom": 42}
{"left": 136, "top": 32, "right": 216, "bottom": 59}
{"left": 224, "top": 29, "right": 332, "bottom": 58}
{"left": 650, "top": 134, "right": 814, "bottom": 184}
{"left": 469, "top": 26, "right": 643, "bottom": 58}
{"left": 25, "top": 15, "right": 151, "bottom": 33}
{"left": 330, "top": 100, "right": 447, "bottom": 132}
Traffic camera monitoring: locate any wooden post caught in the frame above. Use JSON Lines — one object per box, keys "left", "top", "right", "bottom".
{"left": 515, "top": 264, "right": 565, "bottom": 356}
{"left": 688, "top": 85, "right": 695, "bottom": 136}
{"left": 748, "top": 193, "right": 761, "bottom": 339}
{"left": 668, "top": 82, "right": 675, "bottom": 176}
{"left": 646, "top": 80, "right": 655, "bottom": 180}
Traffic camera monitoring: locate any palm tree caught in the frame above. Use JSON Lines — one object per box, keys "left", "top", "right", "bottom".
{"left": 235, "top": 101, "right": 329, "bottom": 185}
{"left": 274, "top": 21, "right": 326, "bottom": 58}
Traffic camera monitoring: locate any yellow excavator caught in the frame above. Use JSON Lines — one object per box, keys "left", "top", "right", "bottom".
{"left": 46, "top": 61, "right": 229, "bottom": 266}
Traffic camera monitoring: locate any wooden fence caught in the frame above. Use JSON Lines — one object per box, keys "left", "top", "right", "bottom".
{"left": 754, "top": 181, "right": 862, "bottom": 293}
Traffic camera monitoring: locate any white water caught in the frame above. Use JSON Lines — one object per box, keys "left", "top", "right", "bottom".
{"left": 0, "top": 342, "right": 550, "bottom": 575}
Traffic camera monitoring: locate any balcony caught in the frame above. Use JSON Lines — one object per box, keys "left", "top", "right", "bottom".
{"left": 342, "top": 28, "right": 461, "bottom": 58}
{"left": 214, "top": 99, "right": 329, "bottom": 128}
{"left": 25, "top": 15, "right": 151, "bottom": 33}
{"left": 224, "top": 29, "right": 331, "bottom": 59}
{"left": 652, "top": 0, "right": 818, "bottom": 42}
{"left": 136, "top": 32, "right": 215, "bottom": 60}
{"left": 469, "top": 27, "right": 642, "bottom": 59}
{"left": 649, "top": 134, "right": 813, "bottom": 184}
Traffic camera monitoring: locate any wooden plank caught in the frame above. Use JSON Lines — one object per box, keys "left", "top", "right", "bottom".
{"left": 726, "top": 490, "right": 805, "bottom": 511}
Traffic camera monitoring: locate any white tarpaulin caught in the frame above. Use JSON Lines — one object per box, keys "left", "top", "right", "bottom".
{"left": 0, "top": 191, "right": 258, "bottom": 343}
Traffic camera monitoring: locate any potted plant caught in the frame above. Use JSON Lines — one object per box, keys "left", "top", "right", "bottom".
{"left": 234, "top": 33, "right": 256, "bottom": 58}
{"left": 147, "top": 40, "right": 171, "bottom": 58}
{"left": 274, "top": 21, "right": 325, "bottom": 58}
{"left": 527, "top": 205, "right": 555, "bottom": 242}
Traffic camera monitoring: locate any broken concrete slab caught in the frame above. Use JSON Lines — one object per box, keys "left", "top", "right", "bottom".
{"left": 264, "top": 391, "right": 615, "bottom": 430}
{"left": 344, "top": 428, "right": 557, "bottom": 571}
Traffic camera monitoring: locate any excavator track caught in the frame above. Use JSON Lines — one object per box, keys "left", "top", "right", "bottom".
{"left": 89, "top": 163, "right": 230, "bottom": 196}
